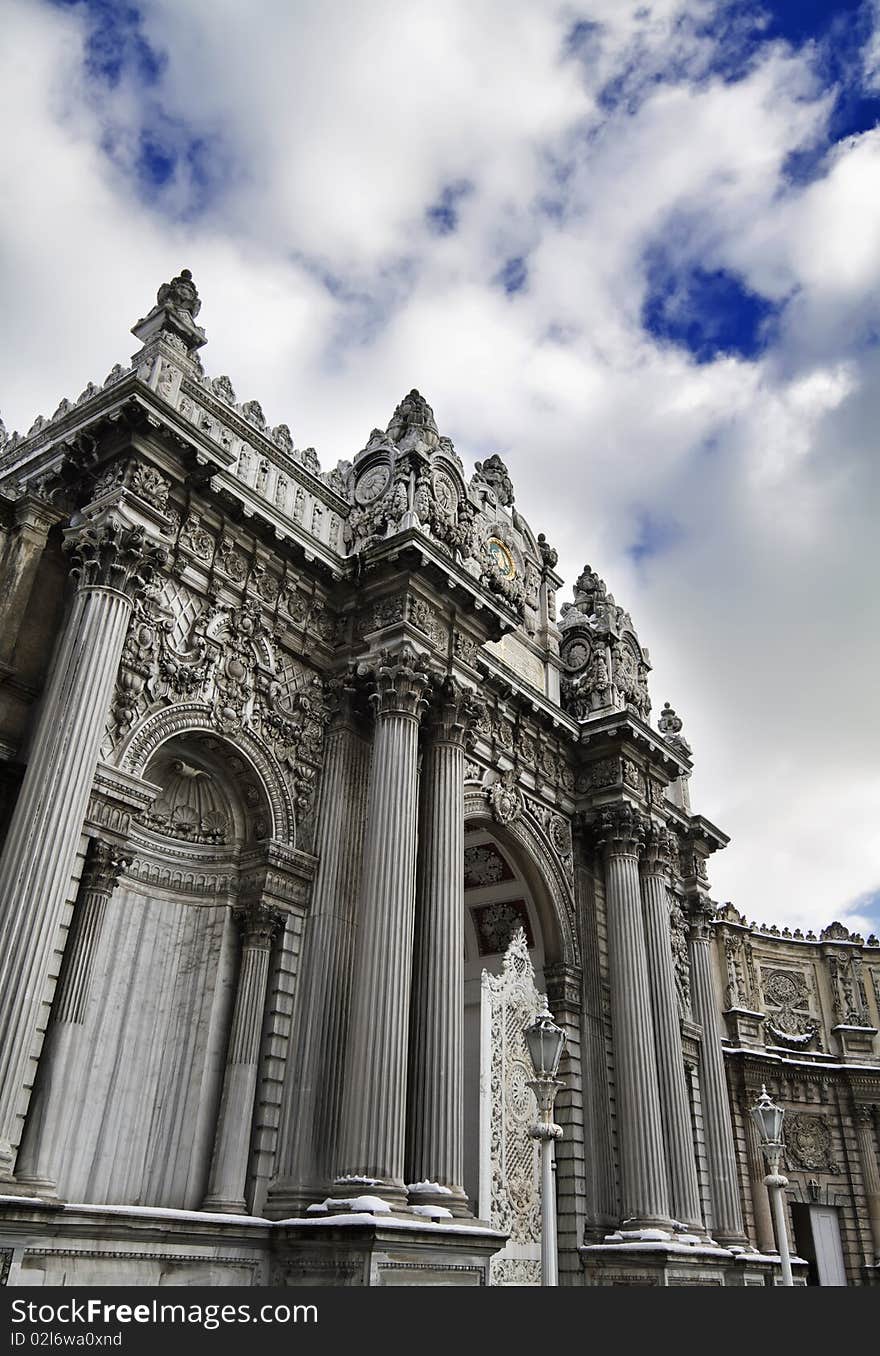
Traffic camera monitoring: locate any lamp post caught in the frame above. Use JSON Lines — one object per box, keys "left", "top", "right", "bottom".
{"left": 750, "top": 1084, "right": 794, "bottom": 1287}
{"left": 524, "top": 1006, "right": 566, "bottom": 1287}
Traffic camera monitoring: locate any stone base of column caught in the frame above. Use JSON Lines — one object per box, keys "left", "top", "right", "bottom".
{"left": 271, "top": 1216, "right": 506, "bottom": 1286}
{"left": 0, "top": 1175, "right": 61, "bottom": 1199}
{"left": 329, "top": 1175, "right": 410, "bottom": 1211}
{"left": 407, "top": 1182, "right": 471, "bottom": 1218}
{"left": 200, "top": 1195, "right": 248, "bottom": 1216}
{"left": 263, "top": 1180, "right": 332, "bottom": 1221}
{"left": 581, "top": 1238, "right": 808, "bottom": 1286}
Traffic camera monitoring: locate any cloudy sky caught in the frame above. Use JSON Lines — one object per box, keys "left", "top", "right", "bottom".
{"left": 1, "top": 0, "right": 878, "bottom": 937}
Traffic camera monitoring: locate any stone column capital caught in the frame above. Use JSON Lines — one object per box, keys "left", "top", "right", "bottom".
{"left": 12, "top": 493, "right": 66, "bottom": 539}
{"left": 232, "top": 902, "right": 284, "bottom": 950}
{"left": 81, "top": 839, "right": 133, "bottom": 895}
{"left": 362, "top": 646, "right": 432, "bottom": 722}
{"left": 591, "top": 801, "right": 647, "bottom": 857}
{"left": 640, "top": 823, "right": 677, "bottom": 876}
{"left": 686, "top": 893, "right": 717, "bottom": 941}
{"left": 855, "top": 1103, "right": 878, "bottom": 1127}
{"left": 63, "top": 518, "right": 167, "bottom": 602}
{"left": 425, "top": 676, "right": 484, "bottom": 746}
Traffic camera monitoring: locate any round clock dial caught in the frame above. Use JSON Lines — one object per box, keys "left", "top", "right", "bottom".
{"left": 487, "top": 537, "right": 516, "bottom": 580}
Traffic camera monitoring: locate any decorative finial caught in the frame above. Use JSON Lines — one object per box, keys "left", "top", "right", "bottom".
{"left": 131, "top": 266, "right": 207, "bottom": 354}
{"left": 473, "top": 454, "right": 514, "bottom": 506}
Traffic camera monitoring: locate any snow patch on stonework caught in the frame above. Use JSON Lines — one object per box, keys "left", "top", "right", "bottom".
{"left": 406, "top": 1181, "right": 453, "bottom": 1194}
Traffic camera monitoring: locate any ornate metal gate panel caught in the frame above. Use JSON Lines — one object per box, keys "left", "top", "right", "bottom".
{"left": 479, "top": 928, "right": 543, "bottom": 1286}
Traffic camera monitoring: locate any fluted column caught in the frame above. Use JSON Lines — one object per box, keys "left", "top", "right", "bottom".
{"left": 640, "top": 825, "right": 704, "bottom": 1232}
{"left": 266, "top": 676, "right": 371, "bottom": 1216}
{"left": 687, "top": 895, "right": 748, "bottom": 1244}
{"left": 855, "top": 1104, "right": 880, "bottom": 1265}
{"left": 742, "top": 1093, "right": 775, "bottom": 1254}
{"left": 14, "top": 840, "right": 131, "bottom": 1193}
{"left": 202, "top": 903, "right": 283, "bottom": 1214}
{"left": 596, "top": 804, "right": 672, "bottom": 1229}
{"left": 405, "top": 678, "right": 479, "bottom": 1215}
{"left": 0, "top": 495, "right": 64, "bottom": 671}
{"left": 336, "top": 648, "right": 430, "bottom": 1206}
{"left": 0, "top": 518, "right": 165, "bottom": 1180}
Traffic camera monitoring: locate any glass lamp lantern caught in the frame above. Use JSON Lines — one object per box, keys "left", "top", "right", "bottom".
{"left": 750, "top": 1084, "right": 785, "bottom": 1150}
{"left": 524, "top": 1007, "right": 566, "bottom": 1081}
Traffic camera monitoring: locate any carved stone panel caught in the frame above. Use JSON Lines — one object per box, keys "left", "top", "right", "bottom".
{"left": 480, "top": 928, "right": 543, "bottom": 1287}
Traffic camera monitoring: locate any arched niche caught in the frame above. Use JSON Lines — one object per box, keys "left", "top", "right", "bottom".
{"left": 461, "top": 794, "right": 573, "bottom": 1210}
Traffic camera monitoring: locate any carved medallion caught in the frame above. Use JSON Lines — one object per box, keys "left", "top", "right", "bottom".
{"left": 354, "top": 465, "right": 390, "bottom": 505}
{"left": 784, "top": 1114, "right": 839, "bottom": 1173}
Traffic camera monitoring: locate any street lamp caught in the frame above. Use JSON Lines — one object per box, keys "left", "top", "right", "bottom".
{"left": 750, "top": 1084, "right": 794, "bottom": 1287}
{"left": 524, "top": 1006, "right": 566, "bottom": 1287}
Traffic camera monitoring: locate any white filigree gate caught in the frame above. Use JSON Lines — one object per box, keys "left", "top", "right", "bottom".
{"left": 479, "top": 928, "right": 543, "bottom": 1286}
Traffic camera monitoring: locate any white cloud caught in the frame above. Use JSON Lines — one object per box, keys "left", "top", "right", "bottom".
{"left": 1, "top": 0, "right": 878, "bottom": 933}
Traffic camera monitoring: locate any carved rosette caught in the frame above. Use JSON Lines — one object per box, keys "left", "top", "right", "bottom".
{"left": 591, "top": 801, "right": 647, "bottom": 858}
{"left": 81, "top": 840, "right": 133, "bottom": 896}
{"left": 365, "top": 648, "right": 431, "bottom": 722}
{"left": 64, "top": 521, "right": 167, "bottom": 601}
{"left": 232, "top": 902, "right": 284, "bottom": 951}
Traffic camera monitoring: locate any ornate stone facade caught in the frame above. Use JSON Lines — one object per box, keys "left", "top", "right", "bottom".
{"left": 0, "top": 271, "right": 876, "bottom": 1288}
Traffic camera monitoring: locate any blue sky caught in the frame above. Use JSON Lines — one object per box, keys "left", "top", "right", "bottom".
{"left": 2, "top": 0, "right": 879, "bottom": 936}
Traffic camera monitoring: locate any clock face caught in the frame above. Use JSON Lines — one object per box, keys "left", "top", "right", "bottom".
{"left": 487, "top": 537, "right": 516, "bottom": 580}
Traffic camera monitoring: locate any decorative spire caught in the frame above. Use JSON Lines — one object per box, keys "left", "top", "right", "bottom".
{"left": 131, "top": 267, "right": 207, "bottom": 354}
{"left": 473, "top": 454, "right": 514, "bottom": 506}
{"left": 385, "top": 389, "right": 440, "bottom": 453}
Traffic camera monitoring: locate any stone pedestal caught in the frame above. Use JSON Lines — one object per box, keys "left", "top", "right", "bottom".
{"left": 336, "top": 649, "right": 430, "bottom": 1206}
{"left": 640, "top": 826, "right": 704, "bottom": 1232}
{"left": 596, "top": 804, "right": 672, "bottom": 1230}
{"left": 266, "top": 678, "right": 370, "bottom": 1217}
{"left": 0, "top": 518, "right": 165, "bottom": 1180}
{"left": 14, "top": 840, "right": 132, "bottom": 1194}
{"left": 405, "top": 679, "right": 478, "bottom": 1215}
{"left": 202, "top": 904, "right": 282, "bottom": 1215}
{"left": 271, "top": 1216, "right": 505, "bottom": 1286}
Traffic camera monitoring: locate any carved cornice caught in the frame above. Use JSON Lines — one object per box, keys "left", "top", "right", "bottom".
{"left": 64, "top": 519, "right": 167, "bottom": 600}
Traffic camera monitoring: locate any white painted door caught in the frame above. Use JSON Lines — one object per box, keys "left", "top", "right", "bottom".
{"left": 810, "top": 1206, "right": 847, "bottom": 1286}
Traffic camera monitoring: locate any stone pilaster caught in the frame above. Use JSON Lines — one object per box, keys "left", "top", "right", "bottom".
{"left": 336, "top": 648, "right": 430, "bottom": 1206}
{"left": 855, "top": 1104, "right": 880, "bottom": 1265}
{"left": 266, "top": 676, "right": 371, "bottom": 1216}
{"left": 202, "top": 903, "right": 283, "bottom": 1215}
{"left": 14, "top": 840, "right": 131, "bottom": 1193}
{"left": 405, "top": 678, "right": 480, "bottom": 1215}
{"left": 640, "top": 824, "right": 704, "bottom": 1233}
{"left": 0, "top": 518, "right": 165, "bottom": 1180}
{"left": 0, "top": 495, "right": 64, "bottom": 673}
{"left": 595, "top": 803, "right": 672, "bottom": 1229}
{"left": 741, "top": 1093, "right": 775, "bottom": 1254}
{"left": 686, "top": 894, "right": 748, "bottom": 1245}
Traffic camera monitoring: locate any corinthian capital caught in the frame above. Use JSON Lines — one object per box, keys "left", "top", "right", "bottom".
{"left": 592, "top": 801, "right": 647, "bottom": 857}
{"left": 233, "top": 902, "right": 285, "bottom": 950}
{"left": 364, "top": 646, "right": 432, "bottom": 721}
{"left": 64, "top": 519, "right": 167, "bottom": 601}
{"left": 81, "top": 839, "right": 133, "bottom": 895}
{"left": 426, "top": 676, "right": 484, "bottom": 746}
{"left": 641, "top": 822, "right": 676, "bottom": 876}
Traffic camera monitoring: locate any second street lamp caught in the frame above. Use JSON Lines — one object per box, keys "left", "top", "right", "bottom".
{"left": 750, "top": 1084, "right": 794, "bottom": 1287}
{"left": 523, "top": 1006, "right": 566, "bottom": 1287}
